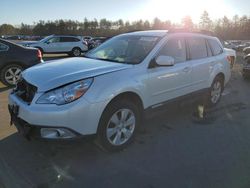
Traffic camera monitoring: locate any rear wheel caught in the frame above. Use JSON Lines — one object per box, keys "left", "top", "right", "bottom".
{"left": 207, "top": 76, "right": 224, "bottom": 106}
{"left": 71, "top": 47, "right": 82, "bottom": 57}
{"left": 0, "top": 64, "right": 23, "bottom": 86}
{"left": 96, "top": 99, "right": 141, "bottom": 152}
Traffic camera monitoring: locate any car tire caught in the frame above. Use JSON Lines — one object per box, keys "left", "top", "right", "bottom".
{"left": 96, "top": 99, "right": 141, "bottom": 152}
{"left": 207, "top": 76, "right": 224, "bottom": 107}
{"left": 71, "top": 47, "right": 82, "bottom": 57}
{"left": 0, "top": 64, "right": 23, "bottom": 87}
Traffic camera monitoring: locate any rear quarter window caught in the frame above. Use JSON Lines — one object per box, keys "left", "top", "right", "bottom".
{"left": 208, "top": 39, "right": 223, "bottom": 56}
{"left": 61, "top": 37, "right": 80, "bottom": 42}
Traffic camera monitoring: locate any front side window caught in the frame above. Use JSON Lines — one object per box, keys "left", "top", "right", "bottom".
{"left": 158, "top": 38, "right": 186, "bottom": 63}
{"left": 85, "top": 35, "right": 159, "bottom": 64}
{"left": 0, "top": 43, "right": 9, "bottom": 51}
{"left": 188, "top": 37, "right": 208, "bottom": 60}
{"left": 208, "top": 39, "right": 223, "bottom": 56}
{"left": 47, "top": 37, "right": 60, "bottom": 43}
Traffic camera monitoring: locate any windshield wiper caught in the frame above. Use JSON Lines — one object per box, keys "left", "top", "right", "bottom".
{"left": 90, "top": 57, "right": 129, "bottom": 64}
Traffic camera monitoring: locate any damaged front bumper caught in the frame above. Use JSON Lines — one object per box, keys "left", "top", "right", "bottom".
{"left": 8, "top": 105, "right": 80, "bottom": 140}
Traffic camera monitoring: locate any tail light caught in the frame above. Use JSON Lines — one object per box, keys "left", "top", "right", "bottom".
{"left": 82, "top": 40, "right": 88, "bottom": 46}
{"left": 37, "top": 50, "right": 42, "bottom": 61}
{"left": 226, "top": 56, "right": 234, "bottom": 69}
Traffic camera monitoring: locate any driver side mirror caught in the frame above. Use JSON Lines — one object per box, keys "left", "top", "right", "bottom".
{"left": 45, "top": 41, "right": 51, "bottom": 44}
{"left": 155, "top": 55, "right": 175, "bottom": 66}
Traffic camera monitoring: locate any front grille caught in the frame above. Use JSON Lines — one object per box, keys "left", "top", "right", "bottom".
{"left": 14, "top": 79, "right": 37, "bottom": 104}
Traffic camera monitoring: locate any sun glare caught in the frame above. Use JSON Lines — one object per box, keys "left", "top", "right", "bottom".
{"left": 140, "top": 0, "right": 233, "bottom": 23}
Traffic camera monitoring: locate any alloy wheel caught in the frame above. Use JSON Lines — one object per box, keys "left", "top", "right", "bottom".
{"left": 73, "top": 48, "right": 81, "bottom": 57}
{"left": 4, "top": 66, "right": 22, "bottom": 85}
{"left": 106, "top": 108, "right": 136, "bottom": 146}
{"left": 211, "top": 81, "right": 222, "bottom": 104}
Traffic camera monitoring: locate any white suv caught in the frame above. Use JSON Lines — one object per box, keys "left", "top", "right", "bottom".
{"left": 28, "top": 35, "right": 88, "bottom": 57}
{"left": 9, "top": 30, "right": 231, "bottom": 151}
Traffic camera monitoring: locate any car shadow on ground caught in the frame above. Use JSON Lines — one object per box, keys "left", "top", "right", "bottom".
{"left": 0, "top": 134, "right": 101, "bottom": 188}
{"left": 1, "top": 98, "right": 249, "bottom": 188}
{"left": 0, "top": 104, "right": 196, "bottom": 188}
{"left": 0, "top": 101, "right": 229, "bottom": 188}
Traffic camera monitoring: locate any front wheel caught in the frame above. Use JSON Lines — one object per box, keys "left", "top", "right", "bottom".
{"left": 96, "top": 99, "right": 141, "bottom": 152}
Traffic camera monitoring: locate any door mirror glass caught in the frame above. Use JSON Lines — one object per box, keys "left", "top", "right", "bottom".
{"left": 155, "top": 55, "right": 175, "bottom": 66}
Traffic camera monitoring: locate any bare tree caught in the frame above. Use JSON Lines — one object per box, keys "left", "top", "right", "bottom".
{"left": 182, "top": 16, "right": 194, "bottom": 29}
{"left": 199, "top": 11, "right": 212, "bottom": 30}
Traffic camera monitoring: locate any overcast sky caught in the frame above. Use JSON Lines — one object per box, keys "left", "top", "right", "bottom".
{"left": 0, "top": 0, "right": 249, "bottom": 25}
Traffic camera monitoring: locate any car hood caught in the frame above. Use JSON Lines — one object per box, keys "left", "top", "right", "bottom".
{"left": 22, "top": 57, "right": 132, "bottom": 92}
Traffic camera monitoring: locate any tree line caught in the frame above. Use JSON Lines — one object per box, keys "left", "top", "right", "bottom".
{"left": 0, "top": 11, "right": 250, "bottom": 40}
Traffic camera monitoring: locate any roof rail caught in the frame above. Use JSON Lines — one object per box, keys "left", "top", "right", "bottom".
{"left": 125, "top": 30, "right": 144, "bottom": 33}
{"left": 52, "top": 34, "right": 82, "bottom": 37}
{"left": 168, "top": 28, "right": 216, "bottom": 37}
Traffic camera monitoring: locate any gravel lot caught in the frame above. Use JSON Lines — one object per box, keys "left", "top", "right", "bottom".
{"left": 1, "top": 54, "right": 250, "bottom": 188}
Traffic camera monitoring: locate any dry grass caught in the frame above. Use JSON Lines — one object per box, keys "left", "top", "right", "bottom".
{"left": 0, "top": 82, "right": 5, "bottom": 88}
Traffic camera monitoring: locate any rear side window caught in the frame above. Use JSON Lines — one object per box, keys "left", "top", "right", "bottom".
{"left": 208, "top": 39, "right": 223, "bottom": 56}
{"left": 158, "top": 38, "right": 186, "bottom": 63}
{"left": 187, "top": 37, "right": 207, "bottom": 60}
{"left": 0, "top": 43, "right": 9, "bottom": 51}
{"left": 61, "top": 37, "right": 80, "bottom": 42}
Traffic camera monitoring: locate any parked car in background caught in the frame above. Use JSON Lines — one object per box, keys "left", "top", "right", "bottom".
{"left": 88, "top": 37, "right": 109, "bottom": 50}
{"left": 17, "top": 36, "right": 45, "bottom": 42}
{"left": 4, "top": 35, "right": 21, "bottom": 40}
{"left": 243, "top": 55, "right": 250, "bottom": 79}
{"left": 0, "top": 39, "right": 43, "bottom": 86}
{"left": 82, "top": 36, "right": 92, "bottom": 42}
{"left": 26, "top": 35, "right": 88, "bottom": 57}
{"left": 230, "top": 40, "right": 242, "bottom": 46}
{"left": 8, "top": 30, "right": 231, "bottom": 151}
{"left": 243, "top": 46, "right": 250, "bottom": 55}
{"left": 236, "top": 43, "right": 248, "bottom": 52}
{"left": 226, "top": 40, "right": 242, "bottom": 51}
{"left": 224, "top": 41, "right": 237, "bottom": 50}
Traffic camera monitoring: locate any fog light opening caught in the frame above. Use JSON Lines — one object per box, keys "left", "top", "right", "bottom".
{"left": 41, "top": 128, "right": 76, "bottom": 139}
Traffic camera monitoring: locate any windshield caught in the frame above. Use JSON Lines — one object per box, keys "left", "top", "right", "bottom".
{"left": 85, "top": 35, "right": 159, "bottom": 64}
